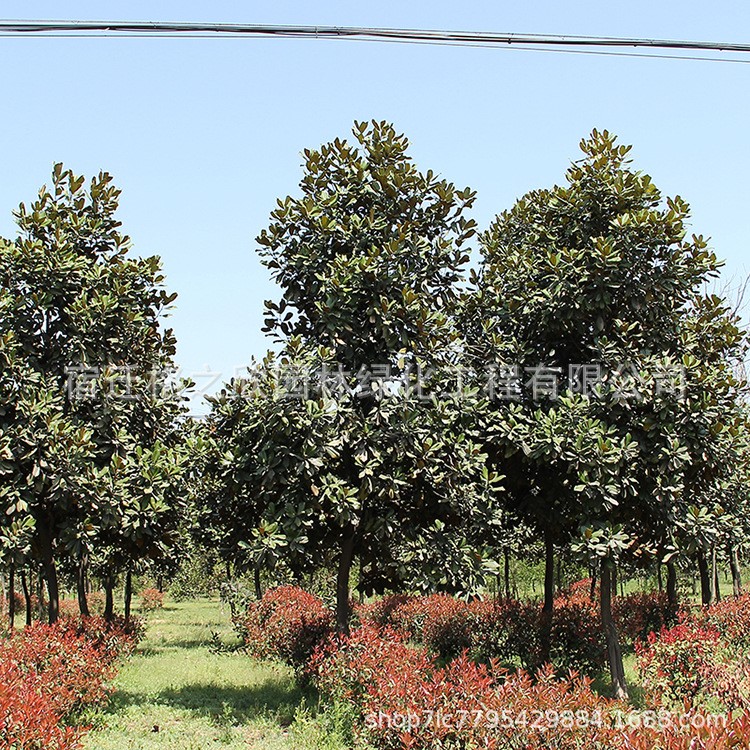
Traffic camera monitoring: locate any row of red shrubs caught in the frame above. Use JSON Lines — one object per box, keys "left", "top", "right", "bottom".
{"left": 237, "top": 584, "right": 750, "bottom": 749}
{"left": 311, "top": 623, "right": 750, "bottom": 749}
{"left": 236, "top": 580, "right": 678, "bottom": 677}
{"left": 0, "top": 616, "right": 142, "bottom": 749}
{"left": 357, "top": 582, "right": 679, "bottom": 675}
{"left": 3, "top": 588, "right": 164, "bottom": 621}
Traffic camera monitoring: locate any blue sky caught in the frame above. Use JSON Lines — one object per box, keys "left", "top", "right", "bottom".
{"left": 0, "top": 2, "right": 748, "bottom": 411}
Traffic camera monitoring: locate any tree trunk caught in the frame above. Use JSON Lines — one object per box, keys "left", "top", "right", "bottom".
{"left": 590, "top": 567, "right": 597, "bottom": 601}
{"left": 124, "top": 570, "right": 133, "bottom": 621}
{"left": 729, "top": 545, "right": 742, "bottom": 597}
{"left": 503, "top": 547, "right": 511, "bottom": 599}
{"left": 104, "top": 575, "right": 114, "bottom": 622}
{"left": 253, "top": 565, "right": 262, "bottom": 600}
{"left": 336, "top": 527, "right": 356, "bottom": 635}
{"left": 37, "top": 519, "right": 59, "bottom": 624}
{"left": 77, "top": 554, "right": 90, "bottom": 617}
{"left": 8, "top": 563, "right": 15, "bottom": 630}
{"left": 543, "top": 529, "right": 555, "bottom": 610}
{"left": 657, "top": 563, "right": 663, "bottom": 592}
{"left": 697, "top": 550, "right": 712, "bottom": 605}
{"left": 20, "top": 571, "right": 32, "bottom": 627}
{"left": 712, "top": 547, "right": 721, "bottom": 603}
{"left": 611, "top": 564, "right": 618, "bottom": 599}
{"left": 666, "top": 560, "right": 678, "bottom": 607}
{"left": 157, "top": 575, "right": 164, "bottom": 594}
{"left": 601, "top": 559, "right": 629, "bottom": 700}
{"left": 539, "top": 528, "right": 555, "bottom": 664}
{"left": 36, "top": 572, "right": 45, "bottom": 620}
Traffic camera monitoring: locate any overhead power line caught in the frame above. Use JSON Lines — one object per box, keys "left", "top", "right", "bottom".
{"left": 0, "top": 20, "right": 749, "bottom": 63}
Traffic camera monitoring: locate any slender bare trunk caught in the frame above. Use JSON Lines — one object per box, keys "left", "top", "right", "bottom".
{"left": 697, "top": 551, "right": 712, "bottom": 605}
{"left": 37, "top": 518, "right": 59, "bottom": 624}
{"left": 253, "top": 565, "right": 262, "bottom": 600}
{"left": 543, "top": 529, "right": 555, "bottom": 609}
{"left": 20, "top": 571, "right": 32, "bottom": 626}
{"left": 712, "top": 547, "right": 721, "bottom": 603}
{"left": 590, "top": 567, "right": 597, "bottom": 601}
{"left": 729, "top": 545, "right": 742, "bottom": 597}
{"left": 504, "top": 547, "right": 511, "bottom": 599}
{"left": 336, "top": 527, "right": 356, "bottom": 635}
{"left": 77, "top": 554, "right": 90, "bottom": 617}
{"left": 539, "top": 528, "right": 555, "bottom": 664}
{"left": 8, "top": 563, "right": 15, "bottom": 629}
{"left": 601, "top": 559, "right": 628, "bottom": 700}
{"left": 104, "top": 574, "right": 114, "bottom": 622}
{"left": 611, "top": 564, "right": 618, "bottom": 599}
{"left": 124, "top": 570, "right": 133, "bottom": 621}
{"left": 666, "top": 560, "right": 678, "bottom": 607}
{"left": 34, "top": 573, "right": 41, "bottom": 619}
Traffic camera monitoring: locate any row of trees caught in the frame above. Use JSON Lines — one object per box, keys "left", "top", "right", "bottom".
{"left": 1, "top": 123, "right": 747, "bottom": 701}
{"left": 0, "top": 166, "right": 190, "bottom": 624}
{"left": 194, "top": 122, "right": 749, "bottom": 700}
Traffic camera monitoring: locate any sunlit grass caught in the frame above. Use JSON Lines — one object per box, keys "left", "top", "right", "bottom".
{"left": 83, "top": 599, "right": 347, "bottom": 750}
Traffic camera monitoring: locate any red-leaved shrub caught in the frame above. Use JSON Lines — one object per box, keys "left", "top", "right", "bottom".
{"left": 619, "top": 711, "right": 750, "bottom": 750}
{"left": 5, "top": 590, "right": 40, "bottom": 620}
{"left": 414, "top": 595, "right": 473, "bottom": 659}
{"left": 548, "top": 588, "right": 607, "bottom": 676}
{"left": 310, "top": 623, "right": 434, "bottom": 705}
{"left": 139, "top": 588, "right": 165, "bottom": 612}
{"left": 0, "top": 623, "right": 117, "bottom": 718}
{"left": 613, "top": 591, "right": 679, "bottom": 644}
{"left": 312, "top": 623, "right": 750, "bottom": 749}
{"left": 691, "top": 592, "right": 750, "bottom": 655}
{"left": 58, "top": 615, "right": 144, "bottom": 663}
{"left": 238, "top": 586, "right": 333, "bottom": 672}
{"left": 357, "top": 594, "right": 413, "bottom": 629}
{"left": 0, "top": 660, "right": 83, "bottom": 750}
{"left": 468, "top": 598, "right": 540, "bottom": 668}
{"left": 365, "top": 589, "right": 608, "bottom": 675}
{"left": 273, "top": 586, "right": 750, "bottom": 749}
{"left": 636, "top": 621, "right": 750, "bottom": 711}
{"left": 312, "top": 624, "right": 624, "bottom": 749}
{"left": 0, "top": 615, "right": 136, "bottom": 749}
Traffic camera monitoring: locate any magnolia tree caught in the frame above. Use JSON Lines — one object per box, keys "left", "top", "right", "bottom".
{"left": 0, "top": 166, "right": 187, "bottom": 622}
{"left": 201, "top": 121, "right": 503, "bottom": 633}
{"left": 201, "top": 346, "right": 501, "bottom": 627}
{"left": 468, "top": 129, "right": 749, "bottom": 698}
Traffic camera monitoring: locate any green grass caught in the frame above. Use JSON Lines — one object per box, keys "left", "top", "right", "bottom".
{"left": 83, "top": 591, "right": 678, "bottom": 747}
{"left": 83, "top": 599, "right": 347, "bottom": 750}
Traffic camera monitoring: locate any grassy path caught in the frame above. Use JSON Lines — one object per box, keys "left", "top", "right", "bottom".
{"left": 83, "top": 599, "right": 337, "bottom": 750}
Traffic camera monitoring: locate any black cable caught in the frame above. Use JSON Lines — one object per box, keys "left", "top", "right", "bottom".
{"left": 0, "top": 20, "right": 748, "bottom": 58}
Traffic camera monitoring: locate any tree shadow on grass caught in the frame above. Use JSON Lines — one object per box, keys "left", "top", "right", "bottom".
{"left": 160, "top": 680, "right": 310, "bottom": 726}
{"left": 137, "top": 637, "right": 229, "bottom": 654}
{"left": 105, "top": 678, "right": 313, "bottom": 729}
